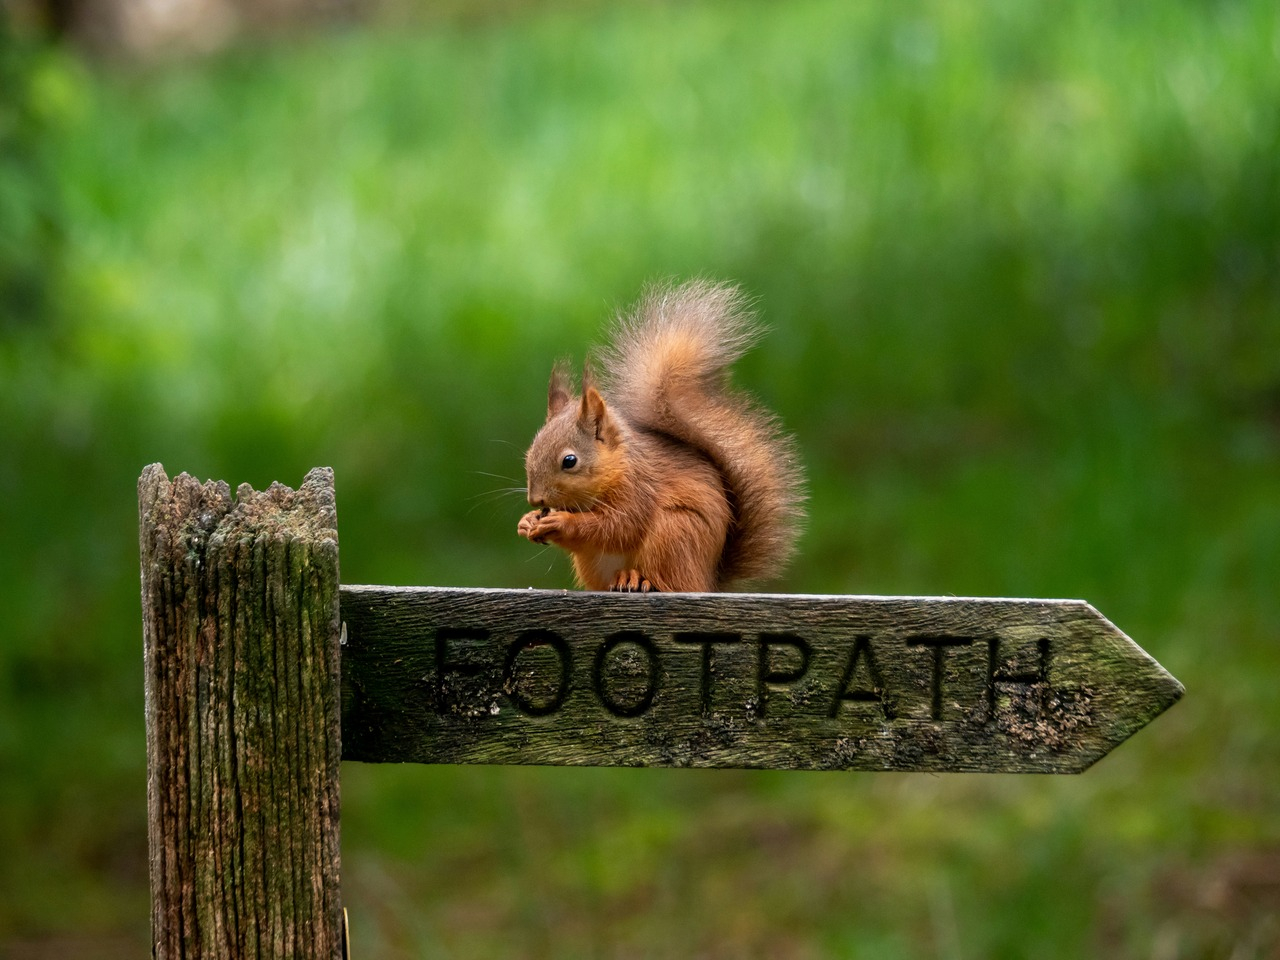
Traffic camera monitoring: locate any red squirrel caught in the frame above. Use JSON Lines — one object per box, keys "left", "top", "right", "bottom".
{"left": 517, "top": 280, "right": 804, "bottom": 592}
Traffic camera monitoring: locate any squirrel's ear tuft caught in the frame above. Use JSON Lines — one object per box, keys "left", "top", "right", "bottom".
{"left": 580, "top": 386, "right": 621, "bottom": 446}
{"left": 547, "top": 361, "right": 572, "bottom": 420}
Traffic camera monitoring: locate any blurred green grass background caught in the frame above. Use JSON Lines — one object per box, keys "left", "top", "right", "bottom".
{"left": 2, "top": 0, "right": 1278, "bottom": 955}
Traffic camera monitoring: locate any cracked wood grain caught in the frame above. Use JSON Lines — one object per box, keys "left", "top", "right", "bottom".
{"left": 140, "top": 464, "right": 343, "bottom": 959}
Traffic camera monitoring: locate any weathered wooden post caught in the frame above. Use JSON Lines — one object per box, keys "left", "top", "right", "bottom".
{"left": 139, "top": 465, "right": 343, "bottom": 959}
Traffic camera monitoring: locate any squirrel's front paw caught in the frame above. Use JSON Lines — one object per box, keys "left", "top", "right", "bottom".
{"left": 517, "top": 509, "right": 543, "bottom": 540}
{"left": 610, "top": 569, "right": 656, "bottom": 593}
{"left": 518, "top": 508, "right": 561, "bottom": 544}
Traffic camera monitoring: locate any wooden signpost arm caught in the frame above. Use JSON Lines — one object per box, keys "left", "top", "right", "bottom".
{"left": 139, "top": 465, "right": 344, "bottom": 960}
{"left": 338, "top": 586, "right": 1183, "bottom": 774}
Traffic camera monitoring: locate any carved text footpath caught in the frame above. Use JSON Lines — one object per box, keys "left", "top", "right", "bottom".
{"left": 433, "top": 627, "right": 1051, "bottom": 723}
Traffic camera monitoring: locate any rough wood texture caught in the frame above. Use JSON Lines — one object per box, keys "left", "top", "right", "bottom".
{"left": 340, "top": 587, "right": 1183, "bottom": 774}
{"left": 140, "top": 464, "right": 343, "bottom": 959}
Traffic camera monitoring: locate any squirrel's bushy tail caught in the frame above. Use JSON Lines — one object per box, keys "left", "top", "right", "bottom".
{"left": 602, "top": 279, "right": 805, "bottom": 586}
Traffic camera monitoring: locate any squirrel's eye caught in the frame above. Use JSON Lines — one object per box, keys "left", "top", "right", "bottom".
{"left": 561, "top": 453, "right": 578, "bottom": 470}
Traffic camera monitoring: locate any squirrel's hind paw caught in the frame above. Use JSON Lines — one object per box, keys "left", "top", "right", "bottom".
{"left": 610, "top": 569, "right": 657, "bottom": 593}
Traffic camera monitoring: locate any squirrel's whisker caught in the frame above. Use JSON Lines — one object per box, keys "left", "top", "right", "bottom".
{"left": 472, "top": 470, "right": 523, "bottom": 484}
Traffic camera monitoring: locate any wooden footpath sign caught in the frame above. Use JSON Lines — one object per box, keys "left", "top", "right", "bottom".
{"left": 341, "top": 586, "right": 1182, "bottom": 775}
{"left": 139, "top": 466, "right": 1182, "bottom": 958}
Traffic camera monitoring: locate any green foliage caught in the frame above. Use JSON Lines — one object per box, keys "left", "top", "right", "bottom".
{"left": 2, "top": 0, "right": 1278, "bottom": 954}
{"left": 0, "top": 24, "right": 73, "bottom": 328}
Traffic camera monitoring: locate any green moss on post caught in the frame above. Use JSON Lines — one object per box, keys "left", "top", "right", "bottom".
{"left": 140, "top": 464, "right": 343, "bottom": 959}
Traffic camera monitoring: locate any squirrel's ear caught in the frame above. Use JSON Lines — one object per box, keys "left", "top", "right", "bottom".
{"left": 547, "top": 361, "right": 572, "bottom": 420}
{"left": 580, "top": 386, "right": 621, "bottom": 446}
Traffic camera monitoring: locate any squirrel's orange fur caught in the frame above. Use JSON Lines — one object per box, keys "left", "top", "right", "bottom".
{"left": 517, "top": 280, "right": 805, "bottom": 592}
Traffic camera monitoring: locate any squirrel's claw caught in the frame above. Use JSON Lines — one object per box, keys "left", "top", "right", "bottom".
{"left": 610, "top": 569, "right": 656, "bottom": 593}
